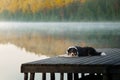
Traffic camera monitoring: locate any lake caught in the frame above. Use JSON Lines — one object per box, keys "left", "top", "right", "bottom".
{"left": 0, "top": 22, "right": 120, "bottom": 56}
{"left": 0, "top": 22, "right": 120, "bottom": 80}
{"left": 0, "top": 43, "right": 49, "bottom": 80}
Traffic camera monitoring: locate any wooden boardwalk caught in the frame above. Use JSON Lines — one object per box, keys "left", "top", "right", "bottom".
{"left": 21, "top": 48, "right": 120, "bottom": 80}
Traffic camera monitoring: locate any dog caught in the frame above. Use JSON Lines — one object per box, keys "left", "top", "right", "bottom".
{"left": 66, "top": 46, "right": 106, "bottom": 57}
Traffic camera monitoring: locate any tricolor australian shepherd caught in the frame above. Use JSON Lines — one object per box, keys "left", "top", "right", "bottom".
{"left": 66, "top": 46, "right": 106, "bottom": 57}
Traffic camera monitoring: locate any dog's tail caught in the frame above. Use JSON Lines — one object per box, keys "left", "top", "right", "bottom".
{"left": 101, "top": 52, "right": 106, "bottom": 56}
{"left": 96, "top": 52, "right": 106, "bottom": 56}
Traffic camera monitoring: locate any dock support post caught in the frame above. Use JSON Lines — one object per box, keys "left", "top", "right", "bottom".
{"left": 42, "top": 73, "right": 46, "bottom": 80}
{"left": 24, "top": 73, "right": 28, "bottom": 80}
{"left": 51, "top": 73, "right": 55, "bottom": 80}
{"left": 81, "top": 73, "right": 85, "bottom": 78}
{"left": 67, "top": 73, "right": 73, "bottom": 80}
{"left": 74, "top": 73, "right": 79, "bottom": 80}
{"left": 30, "top": 73, "right": 35, "bottom": 80}
{"left": 60, "top": 73, "right": 64, "bottom": 80}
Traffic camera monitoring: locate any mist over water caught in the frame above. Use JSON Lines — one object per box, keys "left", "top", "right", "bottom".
{"left": 0, "top": 22, "right": 120, "bottom": 39}
{"left": 0, "top": 22, "right": 120, "bottom": 31}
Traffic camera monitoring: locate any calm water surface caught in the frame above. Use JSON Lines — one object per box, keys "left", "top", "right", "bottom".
{"left": 0, "top": 43, "right": 48, "bottom": 80}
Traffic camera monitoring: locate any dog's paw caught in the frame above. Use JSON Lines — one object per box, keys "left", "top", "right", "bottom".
{"left": 58, "top": 54, "right": 69, "bottom": 57}
{"left": 58, "top": 54, "right": 77, "bottom": 57}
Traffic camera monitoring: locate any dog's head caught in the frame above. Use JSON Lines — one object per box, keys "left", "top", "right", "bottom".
{"left": 66, "top": 46, "right": 78, "bottom": 57}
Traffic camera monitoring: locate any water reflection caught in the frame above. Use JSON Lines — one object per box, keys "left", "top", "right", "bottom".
{"left": 0, "top": 22, "right": 120, "bottom": 56}
{"left": 0, "top": 43, "right": 48, "bottom": 80}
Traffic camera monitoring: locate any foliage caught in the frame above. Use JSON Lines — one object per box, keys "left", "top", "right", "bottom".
{"left": 0, "top": 0, "right": 120, "bottom": 21}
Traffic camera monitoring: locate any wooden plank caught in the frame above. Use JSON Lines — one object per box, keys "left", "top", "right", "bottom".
{"left": 21, "top": 49, "right": 120, "bottom": 67}
{"left": 21, "top": 65, "right": 107, "bottom": 73}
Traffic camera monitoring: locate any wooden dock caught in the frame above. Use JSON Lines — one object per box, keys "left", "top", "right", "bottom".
{"left": 21, "top": 48, "right": 120, "bottom": 80}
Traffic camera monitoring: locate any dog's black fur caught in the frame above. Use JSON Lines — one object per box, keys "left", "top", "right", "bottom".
{"left": 67, "top": 46, "right": 102, "bottom": 57}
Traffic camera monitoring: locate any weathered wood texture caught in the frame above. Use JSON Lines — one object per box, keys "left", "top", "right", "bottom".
{"left": 24, "top": 73, "right": 28, "bottom": 80}
{"left": 21, "top": 48, "right": 120, "bottom": 80}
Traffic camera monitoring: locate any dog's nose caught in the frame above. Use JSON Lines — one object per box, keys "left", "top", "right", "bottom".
{"left": 71, "top": 53, "right": 75, "bottom": 56}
